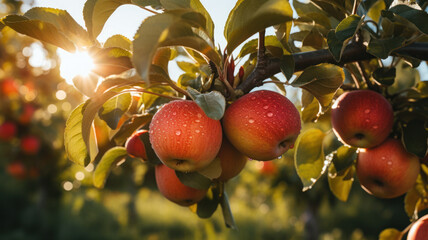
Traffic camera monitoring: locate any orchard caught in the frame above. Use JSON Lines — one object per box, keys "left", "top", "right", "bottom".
{"left": 1, "top": 0, "right": 428, "bottom": 239}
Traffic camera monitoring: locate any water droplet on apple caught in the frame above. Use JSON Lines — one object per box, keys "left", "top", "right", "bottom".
{"left": 365, "top": 119, "right": 370, "bottom": 123}
{"left": 251, "top": 96, "right": 256, "bottom": 100}
{"left": 381, "top": 156, "right": 386, "bottom": 160}
{"left": 372, "top": 125, "right": 378, "bottom": 129}
{"left": 387, "top": 161, "right": 392, "bottom": 166}
{"left": 267, "top": 112, "right": 273, "bottom": 117}
{"left": 197, "top": 113, "right": 202, "bottom": 118}
{"left": 199, "top": 125, "right": 203, "bottom": 128}
{"left": 263, "top": 105, "right": 269, "bottom": 110}
{"left": 183, "top": 124, "right": 187, "bottom": 127}
{"left": 195, "top": 129, "right": 200, "bottom": 133}
{"left": 172, "top": 112, "right": 177, "bottom": 116}
{"left": 248, "top": 119, "right": 255, "bottom": 123}
{"left": 364, "top": 109, "right": 371, "bottom": 114}
{"left": 175, "top": 130, "right": 181, "bottom": 136}
{"left": 150, "top": 130, "right": 154, "bottom": 134}
{"left": 189, "top": 136, "right": 193, "bottom": 139}
{"left": 195, "top": 119, "right": 201, "bottom": 123}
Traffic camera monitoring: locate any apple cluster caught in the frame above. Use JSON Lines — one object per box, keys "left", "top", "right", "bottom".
{"left": 125, "top": 90, "right": 302, "bottom": 206}
{"left": 331, "top": 90, "right": 420, "bottom": 199}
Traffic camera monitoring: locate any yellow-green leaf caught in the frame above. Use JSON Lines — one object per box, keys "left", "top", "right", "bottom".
{"left": 2, "top": 15, "right": 76, "bottom": 52}
{"left": 64, "top": 103, "right": 90, "bottom": 166}
{"left": 224, "top": 0, "right": 293, "bottom": 54}
{"left": 84, "top": 0, "right": 132, "bottom": 40}
{"left": 103, "top": 34, "right": 132, "bottom": 51}
{"left": 93, "top": 147, "right": 128, "bottom": 188}
{"left": 291, "top": 64, "right": 344, "bottom": 112}
{"left": 379, "top": 228, "right": 401, "bottom": 240}
{"left": 160, "top": 0, "right": 215, "bottom": 40}
{"left": 328, "top": 164, "right": 355, "bottom": 202}
{"left": 294, "top": 128, "right": 326, "bottom": 191}
{"left": 132, "top": 9, "right": 220, "bottom": 83}
{"left": 24, "top": 7, "right": 92, "bottom": 46}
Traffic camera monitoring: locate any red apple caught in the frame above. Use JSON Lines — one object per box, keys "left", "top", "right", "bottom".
{"left": 356, "top": 138, "right": 420, "bottom": 199}
{"left": 407, "top": 214, "right": 428, "bottom": 240}
{"left": 216, "top": 137, "right": 248, "bottom": 182}
{"left": 125, "top": 129, "right": 148, "bottom": 161}
{"left": 222, "top": 90, "right": 301, "bottom": 161}
{"left": 331, "top": 90, "right": 394, "bottom": 148}
{"left": 20, "top": 135, "right": 41, "bottom": 155}
{"left": 149, "top": 100, "right": 222, "bottom": 172}
{"left": 155, "top": 164, "right": 207, "bottom": 206}
{"left": 0, "top": 121, "right": 17, "bottom": 141}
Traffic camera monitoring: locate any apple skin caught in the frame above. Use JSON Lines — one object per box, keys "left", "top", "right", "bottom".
{"left": 155, "top": 164, "right": 207, "bottom": 206}
{"left": 222, "top": 90, "right": 301, "bottom": 161}
{"left": 125, "top": 129, "right": 148, "bottom": 161}
{"left": 216, "top": 137, "right": 248, "bottom": 182}
{"left": 0, "top": 121, "right": 17, "bottom": 141}
{"left": 149, "top": 100, "right": 222, "bottom": 172}
{"left": 20, "top": 135, "right": 41, "bottom": 155}
{"left": 356, "top": 138, "right": 420, "bottom": 199}
{"left": 407, "top": 214, "right": 428, "bottom": 240}
{"left": 331, "top": 90, "right": 394, "bottom": 148}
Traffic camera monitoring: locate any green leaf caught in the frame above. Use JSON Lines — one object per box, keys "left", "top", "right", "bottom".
{"left": 2, "top": 15, "right": 76, "bottom": 52}
{"left": 64, "top": 103, "right": 90, "bottom": 166}
{"left": 187, "top": 88, "right": 226, "bottom": 120}
{"left": 103, "top": 34, "right": 132, "bottom": 51}
{"left": 335, "top": 15, "right": 362, "bottom": 42}
{"left": 372, "top": 67, "right": 396, "bottom": 86}
{"left": 404, "top": 186, "right": 422, "bottom": 219}
{"left": 280, "top": 54, "right": 295, "bottom": 81}
{"left": 220, "top": 189, "right": 236, "bottom": 229}
{"left": 367, "top": 36, "right": 405, "bottom": 59}
{"left": 195, "top": 187, "right": 220, "bottom": 218}
{"left": 302, "top": 28, "right": 325, "bottom": 50}
{"left": 238, "top": 35, "right": 285, "bottom": 58}
{"left": 327, "top": 15, "right": 363, "bottom": 61}
{"left": 160, "top": 0, "right": 215, "bottom": 39}
{"left": 83, "top": 0, "right": 132, "bottom": 40}
{"left": 224, "top": 0, "right": 293, "bottom": 54}
{"left": 98, "top": 93, "right": 132, "bottom": 129}
{"left": 197, "top": 157, "right": 222, "bottom": 179}
{"left": 131, "top": 0, "right": 162, "bottom": 9}
{"left": 23, "top": 7, "right": 92, "bottom": 46}
{"left": 112, "top": 114, "right": 152, "bottom": 145}
{"left": 294, "top": 128, "right": 327, "bottom": 191}
{"left": 175, "top": 171, "right": 212, "bottom": 190}
{"left": 332, "top": 145, "right": 357, "bottom": 173}
{"left": 291, "top": 64, "right": 344, "bottom": 112}
{"left": 367, "top": 0, "right": 385, "bottom": 22}
{"left": 132, "top": 9, "right": 220, "bottom": 83}
{"left": 388, "top": 4, "right": 428, "bottom": 35}
{"left": 378, "top": 228, "right": 401, "bottom": 240}
{"left": 328, "top": 164, "right": 355, "bottom": 202}
{"left": 93, "top": 147, "right": 128, "bottom": 188}
{"left": 401, "top": 119, "right": 428, "bottom": 158}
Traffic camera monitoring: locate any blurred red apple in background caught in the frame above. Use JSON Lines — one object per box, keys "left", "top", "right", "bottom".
{"left": 20, "top": 135, "right": 41, "bottom": 155}
{"left": 0, "top": 121, "right": 17, "bottom": 141}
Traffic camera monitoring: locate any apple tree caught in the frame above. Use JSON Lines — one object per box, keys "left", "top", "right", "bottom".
{"left": 2, "top": 0, "right": 428, "bottom": 238}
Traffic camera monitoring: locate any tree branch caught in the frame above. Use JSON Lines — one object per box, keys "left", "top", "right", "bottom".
{"left": 236, "top": 42, "right": 428, "bottom": 94}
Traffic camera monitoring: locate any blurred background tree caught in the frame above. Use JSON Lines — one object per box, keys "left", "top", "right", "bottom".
{"left": 0, "top": 0, "right": 423, "bottom": 239}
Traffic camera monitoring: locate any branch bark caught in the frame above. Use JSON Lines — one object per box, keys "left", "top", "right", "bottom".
{"left": 236, "top": 42, "right": 428, "bottom": 94}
